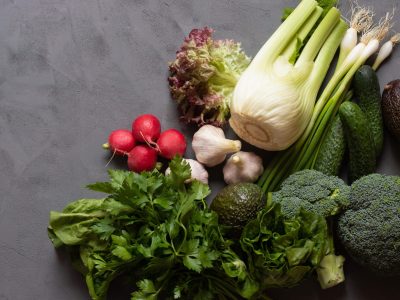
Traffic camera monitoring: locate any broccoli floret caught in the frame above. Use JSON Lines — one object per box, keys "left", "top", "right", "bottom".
{"left": 337, "top": 173, "right": 400, "bottom": 276}
{"left": 271, "top": 169, "right": 351, "bottom": 289}
{"left": 272, "top": 169, "right": 351, "bottom": 218}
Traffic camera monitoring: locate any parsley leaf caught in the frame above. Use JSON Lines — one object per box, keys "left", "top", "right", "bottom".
{"left": 48, "top": 157, "right": 253, "bottom": 299}
{"left": 131, "top": 279, "right": 158, "bottom": 300}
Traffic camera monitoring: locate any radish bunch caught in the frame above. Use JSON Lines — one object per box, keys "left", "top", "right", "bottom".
{"left": 104, "top": 114, "right": 187, "bottom": 172}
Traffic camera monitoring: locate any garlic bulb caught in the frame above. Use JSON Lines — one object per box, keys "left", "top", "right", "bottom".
{"left": 165, "top": 159, "right": 209, "bottom": 184}
{"left": 223, "top": 151, "right": 264, "bottom": 184}
{"left": 192, "top": 125, "right": 242, "bottom": 167}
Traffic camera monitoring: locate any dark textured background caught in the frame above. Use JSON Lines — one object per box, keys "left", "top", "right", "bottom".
{"left": 0, "top": 0, "right": 399, "bottom": 299}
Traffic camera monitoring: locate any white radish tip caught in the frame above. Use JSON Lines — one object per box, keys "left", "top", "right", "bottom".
{"left": 140, "top": 130, "right": 160, "bottom": 152}
{"left": 105, "top": 149, "right": 117, "bottom": 167}
{"left": 102, "top": 143, "right": 110, "bottom": 149}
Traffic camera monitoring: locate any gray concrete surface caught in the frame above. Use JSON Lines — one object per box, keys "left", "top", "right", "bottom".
{"left": 0, "top": 0, "right": 399, "bottom": 299}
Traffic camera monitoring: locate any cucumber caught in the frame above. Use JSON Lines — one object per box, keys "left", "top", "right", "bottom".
{"left": 314, "top": 115, "right": 346, "bottom": 176}
{"left": 339, "top": 101, "right": 376, "bottom": 183}
{"left": 353, "top": 65, "right": 384, "bottom": 157}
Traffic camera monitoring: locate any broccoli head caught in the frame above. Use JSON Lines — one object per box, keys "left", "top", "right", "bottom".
{"left": 337, "top": 173, "right": 400, "bottom": 276}
{"left": 272, "top": 169, "right": 351, "bottom": 218}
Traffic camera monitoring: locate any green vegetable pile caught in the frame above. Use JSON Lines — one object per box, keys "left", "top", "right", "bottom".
{"left": 48, "top": 0, "right": 400, "bottom": 298}
{"left": 48, "top": 157, "right": 332, "bottom": 300}
{"left": 48, "top": 155, "right": 400, "bottom": 299}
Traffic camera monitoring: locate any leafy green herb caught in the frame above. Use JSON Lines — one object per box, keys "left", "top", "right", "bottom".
{"left": 49, "top": 157, "right": 330, "bottom": 299}
{"left": 48, "top": 157, "right": 245, "bottom": 299}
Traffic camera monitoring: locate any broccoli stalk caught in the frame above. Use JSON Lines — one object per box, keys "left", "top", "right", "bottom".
{"left": 316, "top": 218, "right": 345, "bottom": 289}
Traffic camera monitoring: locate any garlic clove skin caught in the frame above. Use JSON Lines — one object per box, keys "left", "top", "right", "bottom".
{"left": 223, "top": 151, "right": 264, "bottom": 184}
{"left": 185, "top": 159, "right": 209, "bottom": 184}
{"left": 192, "top": 125, "right": 242, "bottom": 167}
{"left": 165, "top": 158, "right": 209, "bottom": 184}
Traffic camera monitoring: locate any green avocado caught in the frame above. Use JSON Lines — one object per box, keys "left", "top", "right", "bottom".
{"left": 210, "top": 183, "right": 263, "bottom": 232}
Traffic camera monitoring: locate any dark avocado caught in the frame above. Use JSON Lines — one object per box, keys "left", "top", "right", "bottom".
{"left": 210, "top": 183, "right": 263, "bottom": 233}
{"left": 382, "top": 79, "right": 400, "bottom": 141}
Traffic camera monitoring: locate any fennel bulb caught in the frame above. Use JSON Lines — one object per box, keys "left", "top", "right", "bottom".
{"left": 230, "top": 58, "right": 315, "bottom": 150}
{"left": 230, "top": 0, "right": 344, "bottom": 150}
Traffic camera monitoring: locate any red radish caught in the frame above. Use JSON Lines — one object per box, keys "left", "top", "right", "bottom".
{"left": 103, "top": 129, "right": 135, "bottom": 156}
{"left": 127, "top": 145, "right": 158, "bottom": 172}
{"left": 156, "top": 129, "right": 187, "bottom": 159}
{"left": 132, "top": 114, "right": 161, "bottom": 143}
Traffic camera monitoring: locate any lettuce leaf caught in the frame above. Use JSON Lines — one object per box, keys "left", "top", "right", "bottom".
{"left": 240, "top": 203, "right": 328, "bottom": 291}
{"left": 168, "top": 27, "right": 250, "bottom": 127}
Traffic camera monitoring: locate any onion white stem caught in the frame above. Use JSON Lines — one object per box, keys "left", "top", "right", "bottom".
{"left": 336, "top": 6, "right": 373, "bottom": 70}
{"left": 372, "top": 33, "right": 400, "bottom": 70}
{"left": 336, "top": 28, "right": 358, "bottom": 69}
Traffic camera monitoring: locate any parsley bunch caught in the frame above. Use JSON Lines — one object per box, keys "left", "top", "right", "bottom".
{"left": 48, "top": 157, "right": 248, "bottom": 300}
